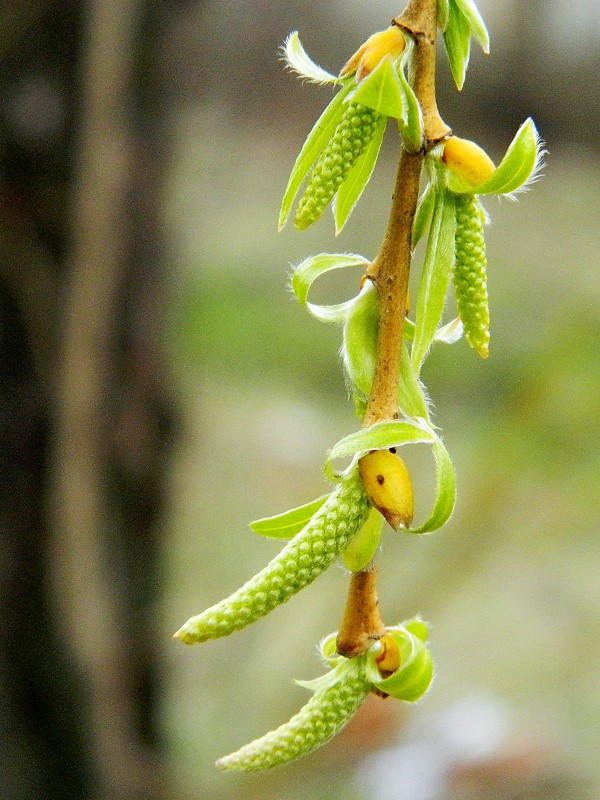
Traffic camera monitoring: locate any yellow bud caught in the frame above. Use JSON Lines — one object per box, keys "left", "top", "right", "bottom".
{"left": 359, "top": 449, "right": 414, "bottom": 530}
{"left": 375, "top": 633, "right": 401, "bottom": 677}
{"left": 442, "top": 136, "right": 495, "bottom": 191}
{"left": 340, "top": 27, "right": 406, "bottom": 83}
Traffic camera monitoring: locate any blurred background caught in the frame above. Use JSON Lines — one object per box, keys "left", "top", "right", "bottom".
{"left": 0, "top": 0, "right": 598, "bottom": 798}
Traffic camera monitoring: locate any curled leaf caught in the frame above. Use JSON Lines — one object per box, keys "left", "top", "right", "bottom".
{"left": 291, "top": 252, "right": 369, "bottom": 323}
{"left": 367, "top": 620, "right": 434, "bottom": 701}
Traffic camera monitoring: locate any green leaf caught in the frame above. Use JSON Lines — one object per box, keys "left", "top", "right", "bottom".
{"left": 474, "top": 118, "right": 543, "bottom": 196}
{"left": 408, "top": 433, "right": 456, "bottom": 533}
{"left": 454, "top": 0, "right": 490, "bottom": 53}
{"left": 249, "top": 494, "right": 330, "bottom": 539}
{"left": 342, "top": 506, "right": 383, "bottom": 572}
{"left": 327, "top": 420, "right": 435, "bottom": 467}
{"left": 437, "top": 0, "right": 450, "bottom": 31}
{"left": 412, "top": 182, "right": 435, "bottom": 248}
{"left": 411, "top": 189, "right": 456, "bottom": 373}
{"left": 334, "top": 115, "right": 387, "bottom": 234}
{"left": 398, "top": 344, "right": 431, "bottom": 421}
{"left": 282, "top": 31, "right": 341, "bottom": 84}
{"left": 292, "top": 252, "right": 369, "bottom": 323}
{"left": 396, "top": 65, "right": 423, "bottom": 152}
{"left": 342, "top": 279, "right": 378, "bottom": 399}
{"left": 443, "top": 0, "right": 471, "bottom": 90}
{"left": 279, "top": 81, "right": 354, "bottom": 230}
{"left": 349, "top": 57, "right": 405, "bottom": 119}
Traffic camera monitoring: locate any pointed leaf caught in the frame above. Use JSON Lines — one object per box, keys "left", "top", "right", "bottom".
{"left": 342, "top": 279, "right": 378, "bottom": 399}
{"left": 249, "top": 494, "right": 330, "bottom": 539}
{"left": 397, "top": 65, "right": 423, "bottom": 152}
{"left": 334, "top": 115, "right": 387, "bottom": 234}
{"left": 412, "top": 182, "right": 435, "bottom": 248}
{"left": 411, "top": 189, "right": 456, "bottom": 373}
{"left": 292, "top": 252, "right": 369, "bottom": 323}
{"left": 474, "top": 118, "right": 543, "bottom": 196}
{"left": 349, "top": 57, "right": 405, "bottom": 119}
{"left": 282, "top": 31, "right": 340, "bottom": 84}
{"left": 443, "top": 0, "right": 471, "bottom": 90}
{"left": 279, "top": 81, "right": 354, "bottom": 229}
{"left": 454, "top": 0, "right": 490, "bottom": 52}
{"left": 408, "top": 433, "right": 456, "bottom": 533}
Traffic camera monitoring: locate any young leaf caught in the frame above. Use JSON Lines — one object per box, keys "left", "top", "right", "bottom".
{"left": 334, "top": 114, "right": 387, "bottom": 234}
{"left": 342, "top": 279, "right": 378, "bottom": 399}
{"left": 454, "top": 0, "right": 490, "bottom": 53}
{"left": 433, "top": 316, "right": 463, "bottom": 344}
{"left": 412, "top": 182, "right": 435, "bottom": 248}
{"left": 342, "top": 506, "right": 383, "bottom": 572}
{"left": 398, "top": 343, "right": 431, "bottom": 421}
{"left": 408, "top": 433, "right": 456, "bottom": 533}
{"left": 282, "top": 31, "right": 341, "bottom": 85}
{"left": 411, "top": 189, "right": 456, "bottom": 373}
{"left": 474, "top": 118, "right": 543, "bottom": 196}
{"left": 437, "top": 0, "right": 450, "bottom": 31}
{"left": 349, "top": 57, "right": 405, "bottom": 119}
{"left": 327, "top": 420, "right": 435, "bottom": 466}
{"left": 279, "top": 81, "right": 354, "bottom": 230}
{"left": 249, "top": 494, "right": 330, "bottom": 539}
{"left": 396, "top": 65, "right": 423, "bottom": 152}
{"left": 292, "top": 252, "right": 369, "bottom": 323}
{"left": 443, "top": 0, "right": 471, "bottom": 90}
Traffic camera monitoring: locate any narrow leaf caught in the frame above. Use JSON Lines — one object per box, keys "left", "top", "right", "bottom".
{"left": 411, "top": 189, "right": 456, "bottom": 373}
{"left": 282, "top": 31, "right": 341, "bottom": 85}
{"left": 249, "top": 494, "right": 330, "bottom": 539}
{"left": 397, "top": 66, "right": 423, "bottom": 152}
{"left": 292, "top": 252, "right": 369, "bottom": 323}
{"left": 408, "top": 434, "right": 456, "bottom": 533}
{"left": 334, "top": 115, "right": 387, "bottom": 234}
{"left": 437, "top": 0, "right": 450, "bottom": 31}
{"left": 349, "top": 57, "right": 404, "bottom": 119}
{"left": 328, "top": 420, "right": 434, "bottom": 466}
{"left": 454, "top": 0, "right": 490, "bottom": 52}
{"left": 474, "top": 118, "right": 543, "bottom": 196}
{"left": 279, "top": 81, "right": 354, "bottom": 230}
{"left": 398, "top": 344, "right": 431, "bottom": 421}
{"left": 443, "top": 0, "right": 471, "bottom": 90}
{"left": 412, "top": 182, "right": 435, "bottom": 248}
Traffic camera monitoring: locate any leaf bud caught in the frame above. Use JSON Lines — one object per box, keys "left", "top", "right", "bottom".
{"left": 340, "top": 26, "right": 406, "bottom": 83}
{"left": 359, "top": 448, "right": 414, "bottom": 530}
{"left": 442, "top": 136, "right": 495, "bottom": 192}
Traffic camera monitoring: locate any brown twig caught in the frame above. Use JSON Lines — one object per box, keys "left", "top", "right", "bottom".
{"left": 336, "top": 0, "right": 448, "bottom": 657}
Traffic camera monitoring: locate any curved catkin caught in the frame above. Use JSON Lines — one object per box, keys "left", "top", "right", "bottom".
{"left": 216, "top": 663, "right": 370, "bottom": 771}
{"left": 294, "top": 102, "right": 382, "bottom": 230}
{"left": 453, "top": 193, "right": 490, "bottom": 358}
{"left": 174, "top": 470, "right": 369, "bottom": 644}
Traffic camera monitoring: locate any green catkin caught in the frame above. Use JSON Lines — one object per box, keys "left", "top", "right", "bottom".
{"left": 216, "top": 661, "right": 370, "bottom": 771}
{"left": 175, "top": 469, "right": 369, "bottom": 644}
{"left": 453, "top": 193, "right": 490, "bottom": 358}
{"left": 294, "top": 102, "right": 382, "bottom": 230}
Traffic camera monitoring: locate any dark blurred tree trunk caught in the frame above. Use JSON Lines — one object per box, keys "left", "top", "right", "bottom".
{"left": 0, "top": 1, "right": 178, "bottom": 798}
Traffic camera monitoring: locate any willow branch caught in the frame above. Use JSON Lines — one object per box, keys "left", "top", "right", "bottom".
{"left": 337, "top": 0, "right": 448, "bottom": 657}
